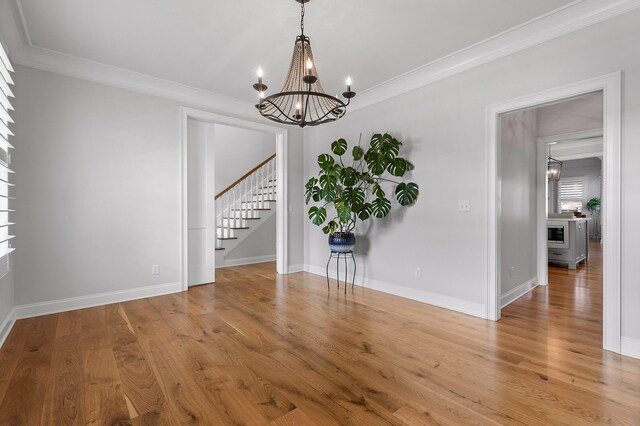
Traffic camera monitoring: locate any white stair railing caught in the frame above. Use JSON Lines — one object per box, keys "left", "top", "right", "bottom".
{"left": 215, "top": 155, "right": 277, "bottom": 249}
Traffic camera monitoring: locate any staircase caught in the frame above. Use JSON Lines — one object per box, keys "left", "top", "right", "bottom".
{"left": 215, "top": 154, "right": 277, "bottom": 266}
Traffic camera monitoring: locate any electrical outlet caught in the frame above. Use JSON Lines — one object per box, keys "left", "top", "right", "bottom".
{"left": 415, "top": 267, "right": 422, "bottom": 279}
{"left": 151, "top": 264, "right": 159, "bottom": 275}
{"left": 458, "top": 200, "right": 471, "bottom": 212}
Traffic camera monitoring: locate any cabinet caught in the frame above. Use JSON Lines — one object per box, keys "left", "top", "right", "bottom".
{"left": 548, "top": 219, "right": 589, "bottom": 269}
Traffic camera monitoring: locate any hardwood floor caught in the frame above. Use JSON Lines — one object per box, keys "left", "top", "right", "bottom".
{"left": 1, "top": 244, "right": 639, "bottom": 425}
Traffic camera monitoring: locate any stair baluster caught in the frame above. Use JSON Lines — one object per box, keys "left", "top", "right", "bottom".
{"left": 226, "top": 192, "right": 231, "bottom": 238}
{"left": 271, "top": 159, "right": 275, "bottom": 200}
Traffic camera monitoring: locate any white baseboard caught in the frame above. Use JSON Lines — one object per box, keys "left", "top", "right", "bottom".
{"left": 221, "top": 255, "right": 276, "bottom": 268}
{"left": 287, "top": 264, "right": 305, "bottom": 273}
{"left": 501, "top": 277, "right": 539, "bottom": 308}
{"left": 621, "top": 337, "right": 640, "bottom": 360}
{"left": 304, "top": 265, "right": 485, "bottom": 319}
{"left": 14, "top": 281, "right": 182, "bottom": 320}
{"left": 0, "top": 307, "right": 16, "bottom": 348}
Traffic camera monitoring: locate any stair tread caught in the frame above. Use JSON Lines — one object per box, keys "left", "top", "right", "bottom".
{"left": 215, "top": 247, "right": 225, "bottom": 251}
{"left": 217, "top": 237, "right": 238, "bottom": 240}
{"left": 217, "top": 226, "right": 250, "bottom": 230}
{"left": 233, "top": 208, "right": 271, "bottom": 211}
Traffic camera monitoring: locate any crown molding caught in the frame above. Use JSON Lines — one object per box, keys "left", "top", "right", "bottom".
{"left": 10, "top": 44, "right": 257, "bottom": 118}
{"left": 349, "top": 0, "right": 640, "bottom": 112}
{"left": 2, "top": 0, "right": 640, "bottom": 116}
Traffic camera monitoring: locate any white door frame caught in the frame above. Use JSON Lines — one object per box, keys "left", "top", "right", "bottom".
{"left": 486, "top": 72, "right": 621, "bottom": 353}
{"left": 180, "top": 107, "right": 289, "bottom": 291}
{"left": 536, "top": 128, "right": 603, "bottom": 289}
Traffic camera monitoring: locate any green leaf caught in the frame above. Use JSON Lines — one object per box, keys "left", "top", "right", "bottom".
{"left": 366, "top": 152, "right": 389, "bottom": 176}
{"left": 344, "top": 187, "right": 365, "bottom": 212}
{"left": 305, "top": 178, "right": 319, "bottom": 204}
{"left": 337, "top": 203, "right": 353, "bottom": 224}
{"left": 319, "top": 174, "right": 337, "bottom": 190}
{"left": 370, "top": 133, "right": 394, "bottom": 151}
{"left": 340, "top": 167, "right": 358, "bottom": 186}
{"left": 318, "top": 154, "right": 335, "bottom": 170}
{"left": 395, "top": 182, "right": 419, "bottom": 206}
{"left": 323, "top": 191, "right": 335, "bottom": 203}
{"left": 404, "top": 159, "right": 415, "bottom": 171}
{"left": 380, "top": 137, "right": 400, "bottom": 159}
{"left": 371, "top": 197, "right": 391, "bottom": 218}
{"left": 372, "top": 182, "right": 385, "bottom": 198}
{"left": 308, "top": 206, "right": 327, "bottom": 226}
{"left": 305, "top": 177, "right": 318, "bottom": 192}
{"left": 387, "top": 158, "right": 407, "bottom": 177}
{"left": 311, "top": 186, "right": 322, "bottom": 202}
{"left": 357, "top": 203, "right": 373, "bottom": 220}
{"left": 370, "top": 133, "right": 383, "bottom": 150}
{"left": 322, "top": 220, "right": 339, "bottom": 235}
{"left": 352, "top": 145, "right": 364, "bottom": 161}
{"left": 331, "top": 138, "right": 348, "bottom": 156}
{"left": 326, "top": 164, "right": 342, "bottom": 179}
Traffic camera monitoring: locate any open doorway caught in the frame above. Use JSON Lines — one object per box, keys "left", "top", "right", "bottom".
{"left": 180, "top": 108, "right": 289, "bottom": 290}
{"left": 186, "top": 120, "right": 278, "bottom": 287}
{"left": 487, "top": 73, "right": 621, "bottom": 353}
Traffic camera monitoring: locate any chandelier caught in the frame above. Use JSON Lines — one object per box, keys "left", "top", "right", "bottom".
{"left": 547, "top": 145, "right": 563, "bottom": 181}
{"left": 252, "top": 0, "right": 356, "bottom": 128}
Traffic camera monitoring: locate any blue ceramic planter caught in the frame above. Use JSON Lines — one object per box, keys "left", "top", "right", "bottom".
{"left": 328, "top": 232, "right": 356, "bottom": 253}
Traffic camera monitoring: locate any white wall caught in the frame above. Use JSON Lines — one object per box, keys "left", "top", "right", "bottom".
{"left": 213, "top": 123, "right": 275, "bottom": 194}
{"left": 304, "top": 8, "right": 640, "bottom": 343}
{"left": 11, "top": 66, "right": 304, "bottom": 307}
{"left": 537, "top": 92, "right": 603, "bottom": 137}
{"left": 225, "top": 214, "right": 276, "bottom": 263}
{"left": 500, "top": 110, "right": 538, "bottom": 298}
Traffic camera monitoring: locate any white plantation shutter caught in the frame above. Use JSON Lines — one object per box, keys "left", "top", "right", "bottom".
{"left": 558, "top": 176, "right": 584, "bottom": 212}
{"left": 0, "top": 43, "right": 14, "bottom": 259}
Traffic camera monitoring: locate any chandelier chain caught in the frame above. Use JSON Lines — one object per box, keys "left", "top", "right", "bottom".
{"left": 300, "top": 1, "right": 305, "bottom": 35}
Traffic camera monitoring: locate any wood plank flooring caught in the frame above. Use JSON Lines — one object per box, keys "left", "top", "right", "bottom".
{"left": 1, "top": 242, "right": 639, "bottom": 424}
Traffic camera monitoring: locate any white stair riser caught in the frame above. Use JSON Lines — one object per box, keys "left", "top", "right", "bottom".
{"left": 236, "top": 202, "right": 274, "bottom": 209}
{"left": 219, "top": 218, "right": 253, "bottom": 227}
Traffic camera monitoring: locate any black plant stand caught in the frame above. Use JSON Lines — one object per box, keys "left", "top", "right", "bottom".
{"left": 326, "top": 251, "right": 356, "bottom": 294}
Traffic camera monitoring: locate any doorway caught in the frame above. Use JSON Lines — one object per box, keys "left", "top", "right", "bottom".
{"left": 486, "top": 73, "right": 621, "bottom": 353}
{"left": 180, "top": 108, "right": 289, "bottom": 290}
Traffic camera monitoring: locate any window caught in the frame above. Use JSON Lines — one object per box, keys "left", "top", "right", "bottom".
{"left": 0, "top": 42, "right": 14, "bottom": 260}
{"left": 558, "top": 176, "right": 584, "bottom": 213}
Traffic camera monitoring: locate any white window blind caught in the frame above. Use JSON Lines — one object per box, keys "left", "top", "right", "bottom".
{"left": 0, "top": 42, "right": 14, "bottom": 260}
{"left": 558, "top": 176, "right": 584, "bottom": 213}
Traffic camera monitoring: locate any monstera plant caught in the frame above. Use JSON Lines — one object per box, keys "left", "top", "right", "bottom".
{"left": 305, "top": 133, "right": 419, "bottom": 252}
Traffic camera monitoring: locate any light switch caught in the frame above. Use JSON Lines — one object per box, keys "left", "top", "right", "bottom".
{"left": 458, "top": 200, "right": 471, "bottom": 212}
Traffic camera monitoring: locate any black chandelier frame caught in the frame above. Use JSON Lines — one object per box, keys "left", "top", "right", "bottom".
{"left": 253, "top": 0, "right": 355, "bottom": 128}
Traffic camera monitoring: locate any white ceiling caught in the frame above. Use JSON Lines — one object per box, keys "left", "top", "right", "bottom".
{"left": 15, "top": 0, "right": 576, "bottom": 102}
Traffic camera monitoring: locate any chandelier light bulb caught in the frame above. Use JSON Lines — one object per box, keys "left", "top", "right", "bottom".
{"left": 306, "top": 58, "right": 313, "bottom": 70}
{"left": 257, "top": 67, "right": 264, "bottom": 78}
{"left": 346, "top": 76, "right": 352, "bottom": 86}
{"left": 259, "top": 91, "right": 265, "bottom": 99}
{"left": 296, "top": 102, "right": 301, "bottom": 110}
